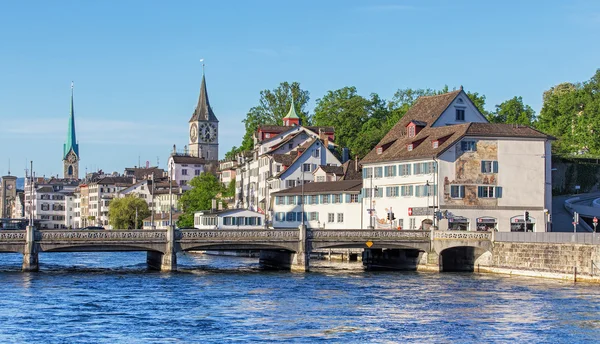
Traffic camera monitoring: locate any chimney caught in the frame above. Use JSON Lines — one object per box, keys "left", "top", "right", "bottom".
{"left": 355, "top": 155, "right": 359, "bottom": 172}
{"left": 211, "top": 199, "right": 217, "bottom": 212}
{"left": 342, "top": 148, "right": 349, "bottom": 163}
{"left": 173, "top": 144, "right": 176, "bottom": 154}
{"left": 319, "top": 128, "right": 325, "bottom": 140}
{"left": 218, "top": 201, "right": 223, "bottom": 211}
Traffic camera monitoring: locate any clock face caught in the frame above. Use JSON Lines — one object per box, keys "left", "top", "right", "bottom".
{"left": 67, "top": 152, "right": 77, "bottom": 163}
{"left": 199, "top": 122, "right": 217, "bottom": 143}
{"left": 190, "top": 123, "right": 198, "bottom": 143}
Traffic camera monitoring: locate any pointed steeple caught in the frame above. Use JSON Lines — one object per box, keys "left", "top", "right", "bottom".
{"left": 282, "top": 99, "right": 301, "bottom": 126}
{"left": 64, "top": 82, "right": 79, "bottom": 159}
{"left": 189, "top": 72, "right": 218, "bottom": 122}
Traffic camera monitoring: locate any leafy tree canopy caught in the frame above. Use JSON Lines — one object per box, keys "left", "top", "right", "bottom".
{"left": 240, "top": 82, "right": 310, "bottom": 150}
{"left": 108, "top": 196, "right": 150, "bottom": 230}
{"left": 537, "top": 69, "right": 600, "bottom": 155}
{"left": 488, "top": 96, "right": 535, "bottom": 125}
{"left": 177, "top": 172, "right": 224, "bottom": 228}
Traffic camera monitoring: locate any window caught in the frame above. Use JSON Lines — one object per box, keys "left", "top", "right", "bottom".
{"left": 384, "top": 165, "right": 397, "bottom": 177}
{"left": 182, "top": 169, "right": 188, "bottom": 175}
{"left": 287, "top": 196, "right": 296, "bottom": 205}
{"left": 350, "top": 194, "right": 359, "bottom": 203}
{"left": 286, "top": 180, "right": 296, "bottom": 188}
{"left": 276, "top": 196, "right": 285, "bottom": 205}
{"left": 415, "top": 185, "right": 436, "bottom": 197}
{"left": 310, "top": 195, "right": 318, "bottom": 204}
{"left": 478, "top": 186, "right": 503, "bottom": 198}
{"left": 303, "top": 164, "right": 311, "bottom": 172}
{"left": 195, "top": 170, "right": 201, "bottom": 176}
{"left": 461, "top": 141, "right": 476, "bottom": 152}
{"left": 408, "top": 125, "right": 415, "bottom": 137}
{"left": 313, "top": 150, "right": 320, "bottom": 158}
{"left": 407, "top": 144, "right": 413, "bottom": 151}
{"left": 374, "top": 188, "right": 383, "bottom": 198}
{"left": 409, "top": 218, "right": 416, "bottom": 229}
{"left": 374, "top": 167, "right": 383, "bottom": 178}
{"left": 376, "top": 147, "right": 383, "bottom": 155}
{"left": 309, "top": 212, "right": 319, "bottom": 221}
{"left": 450, "top": 185, "right": 465, "bottom": 198}
{"left": 362, "top": 167, "right": 373, "bottom": 179}
{"left": 286, "top": 212, "right": 296, "bottom": 222}
{"left": 322, "top": 194, "right": 330, "bottom": 204}
{"left": 401, "top": 185, "right": 413, "bottom": 197}
{"left": 328, "top": 213, "right": 335, "bottom": 223}
{"left": 414, "top": 162, "right": 435, "bottom": 175}
{"left": 333, "top": 194, "right": 342, "bottom": 204}
{"left": 317, "top": 176, "right": 325, "bottom": 182}
{"left": 399, "top": 164, "right": 411, "bottom": 176}
{"left": 337, "top": 213, "right": 344, "bottom": 223}
{"left": 432, "top": 141, "right": 439, "bottom": 149}
{"left": 296, "top": 212, "right": 304, "bottom": 221}
{"left": 386, "top": 186, "right": 399, "bottom": 197}
{"left": 288, "top": 143, "right": 293, "bottom": 149}
{"left": 481, "top": 161, "right": 499, "bottom": 174}
{"left": 179, "top": 180, "right": 186, "bottom": 186}
{"left": 456, "top": 108, "right": 465, "bottom": 121}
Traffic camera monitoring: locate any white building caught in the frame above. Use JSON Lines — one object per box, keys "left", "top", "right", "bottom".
{"left": 168, "top": 154, "right": 214, "bottom": 188}
{"left": 271, "top": 180, "right": 362, "bottom": 229}
{"left": 193, "top": 209, "right": 265, "bottom": 230}
{"left": 235, "top": 102, "right": 343, "bottom": 212}
{"left": 86, "top": 176, "right": 133, "bottom": 228}
{"left": 24, "top": 177, "right": 79, "bottom": 229}
{"left": 360, "top": 88, "right": 553, "bottom": 232}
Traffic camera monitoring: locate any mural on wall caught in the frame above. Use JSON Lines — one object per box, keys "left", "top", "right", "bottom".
{"left": 444, "top": 140, "right": 499, "bottom": 207}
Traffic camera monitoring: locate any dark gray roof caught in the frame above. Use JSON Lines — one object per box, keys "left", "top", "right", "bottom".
{"left": 272, "top": 180, "right": 363, "bottom": 195}
{"left": 272, "top": 154, "right": 296, "bottom": 166}
{"left": 319, "top": 165, "right": 344, "bottom": 175}
{"left": 171, "top": 155, "right": 208, "bottom": 165}
{"left": 189, "top": 74, "right": 218, "bottom": 122}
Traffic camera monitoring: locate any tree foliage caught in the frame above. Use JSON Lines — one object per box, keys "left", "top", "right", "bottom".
{"left": 536, "top": 69, "right": 600, "bottom": 155}
{"left": 488, "top": 96, "right": 535, "bottom": 125}
{"left": 240, "top": 82, "right": 310, "bottom": 150}
{"left": 177, "top": 172, "right": 224, "bottom": 228}
{"left": 108, "top": 196, "right": 150, "bottom": 230}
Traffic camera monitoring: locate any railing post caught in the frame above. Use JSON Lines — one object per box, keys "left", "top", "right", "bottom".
{"left": 22, "top": 226, "right": 39, "bottom": 272}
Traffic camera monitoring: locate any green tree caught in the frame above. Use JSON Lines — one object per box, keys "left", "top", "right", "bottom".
{"left": 488, "top": 96, "right": 536, "bottom": 125}
{"left": 108, "top": 196, "right": 150, "bottom": 229}
{"left": 223, "top": 179, "right": 236, "bottom": 198}
{"left": 177, "top": 172, "right": 224, "bottom": 228}
{"left": 240, "top": 82, "right": 310, "bottom": 150}
{"left": 537, "top": 69, "right": 600, "bottom": 155}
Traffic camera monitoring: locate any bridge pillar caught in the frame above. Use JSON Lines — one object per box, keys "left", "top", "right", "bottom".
{"left": 291, "top": 225, "right": 309, "bottom": 272}
{"left": 22, "top": 226, "right": 39, "bottom": 272}
{"left": 146, "top": 226, "right": 177, "bottom": 272}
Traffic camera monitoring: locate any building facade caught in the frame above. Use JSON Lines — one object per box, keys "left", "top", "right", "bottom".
{"left": 360, "top": 88, "right": 553, "bottom": 232}
{"left": 188, "top": 72, "right": 219, "bottom": 161}
{"left": 0, "top": 175, "right": 17, "bottom": 218}
{"left": 24, "top": 178, "right": 79, "bottom": 229}
{"left": 271, "top": 180, "right": 362, "bottom": 229}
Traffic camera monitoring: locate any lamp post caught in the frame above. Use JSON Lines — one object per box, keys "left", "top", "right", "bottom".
{"left": 169, "top": 163, "right": 173, "bottom": 228}
{"left": 368, "top": 171, "right": 374, "bottom": 229}
{"left": 151, "top": 172, "right": 155, "bottom": 229}
{"left": 265, "top": 183, "right": 270, "bottom": 230}
{"left": 426, "top": 180, "right": 430, "bottom": 226}
{"left": 297, "top": 175, "right": 305, "bottom": 229}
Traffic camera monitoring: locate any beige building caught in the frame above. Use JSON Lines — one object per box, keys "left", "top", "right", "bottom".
{"left": 361, "top": 88, "right": 553, "bottom": 232}
{"left": 0, "top": 175, "right": 17, "bottom": 218}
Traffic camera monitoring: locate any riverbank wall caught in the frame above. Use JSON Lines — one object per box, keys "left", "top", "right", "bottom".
{"left": 478, "top": 242, "right": 600, "bottom": 283}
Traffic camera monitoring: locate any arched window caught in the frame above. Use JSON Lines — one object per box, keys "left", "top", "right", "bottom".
{"left": 68, "top": 165, "right": 73, "bottom": 176}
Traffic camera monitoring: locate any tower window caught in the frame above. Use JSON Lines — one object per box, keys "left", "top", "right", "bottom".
{"left": 68, "top": 166, "right": 73, "bottom": 176}
{"left": 456, "top": 109, "right": 465, "bottom": 121}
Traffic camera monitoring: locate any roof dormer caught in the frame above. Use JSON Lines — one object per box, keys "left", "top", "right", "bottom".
{"left": 376, "top": 139, "right": 397, "bottom": 155}
{"left": 406, "top": 120, "right": 427, "bottom": 138}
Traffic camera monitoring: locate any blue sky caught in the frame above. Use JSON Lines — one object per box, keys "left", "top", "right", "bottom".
{"left": 1, "top": 0, "right": 599, "bottom": 178}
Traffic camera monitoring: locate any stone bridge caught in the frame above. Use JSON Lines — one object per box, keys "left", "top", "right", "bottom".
{"left": 0, "top": 227, "right": 493, "bottom": 272}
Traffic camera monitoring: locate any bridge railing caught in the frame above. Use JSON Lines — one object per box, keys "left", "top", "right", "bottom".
{"left": 37, "top": 230, "right": 167, "bottom": 241}
{"left": 178, "top": 229, "right": 299, "bottom": 241}
{"left": 495, "top": 232, "right": 600, "bottom": 244}
{"left": 0, "top": 230, "right": 26, "bottom": 242}
{"left": 432, "top": 231, "right": 492, "bottom": 240}
{"left": 310, "top": 230, "right": 430, "bottom": 240}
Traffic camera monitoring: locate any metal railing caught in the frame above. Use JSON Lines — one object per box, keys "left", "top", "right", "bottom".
{"left": 495, "top": 232, "right": 600, "bottom": 244}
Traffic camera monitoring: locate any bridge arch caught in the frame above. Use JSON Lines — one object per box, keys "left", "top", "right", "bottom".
{"left": 438, "top": 246, "right": 491, "bottom": 272}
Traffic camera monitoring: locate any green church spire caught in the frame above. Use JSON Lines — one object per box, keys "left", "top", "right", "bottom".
{"left": 64, "top": 82, "right": 79, "bottom": 159}
{"left": 283, "top": 98, "right": 300, "bottom": 119}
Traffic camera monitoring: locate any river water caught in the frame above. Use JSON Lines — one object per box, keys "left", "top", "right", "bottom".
{"left": 0, "top": 252, "right": 599, "bottom": 343}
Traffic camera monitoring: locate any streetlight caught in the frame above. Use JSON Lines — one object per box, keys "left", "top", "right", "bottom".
{"left": 426, "top": 180, "right": 430, "bottom": 226}
{"left": 297, "top": 176, "right": 305, "bottom": 229}
{"left": 151, "top": 172, "right": 155, "bottom": 229}
{"left": 265, "top": 183, "right": 270, "bottom": 230}
{"left": 169, "top": 163, "right": 173, "bottom": 228}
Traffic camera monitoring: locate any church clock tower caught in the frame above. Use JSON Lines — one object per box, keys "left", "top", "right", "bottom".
{"left": 63, "top": 82, "right": 79, "bottom": 180}
{"left": 189, "top": 71, "right": 219, "bottom": 161}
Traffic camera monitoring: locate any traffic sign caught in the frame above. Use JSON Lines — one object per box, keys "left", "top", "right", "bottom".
{"left": 365, "top": 241, "right": 373, "bottom": 248}
{"left": 408, "top": 208, "right": 413, "bottom": 216}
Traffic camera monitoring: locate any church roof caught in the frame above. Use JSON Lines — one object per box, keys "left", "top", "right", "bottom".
{"left": 189, "top": 74, "right": 218, "bottom": 123}
{"left": 283, "top": 99, "right": 300, "bottom": 119}
{"left": 64, "top": 83, "right": 79, "bottom": 159}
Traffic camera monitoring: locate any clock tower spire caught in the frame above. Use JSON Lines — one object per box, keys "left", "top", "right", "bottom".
{"left": 63, "top": 82, "right": 80, "bottom": 179}
{"left": 189, "top": 62, "right": 219, "bottom": 160}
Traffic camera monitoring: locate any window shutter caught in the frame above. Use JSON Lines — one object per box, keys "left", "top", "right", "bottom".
{"left": 392, "top": 165, "right": 397, "bottom": 176}
{"left": 460, "top": 185, "right": 465, "bottom": 198}
{"left": 480, "top": 161, "right": 485, "bottom": 173}
{"left": 496, "top": 187, "right": 502, "bottom": 198}
{"left": 477, "top": 186, "right": 483, "bottom": 198}
{"left": 398, "top": 165, "right": 403, "bottom": 176}
{"left": 312, "top": 164, "right": 317, "bottom": 172}
{"left": 362, "top": 169, "right": 367, "bottom": 179}
{"left": 384, "top": 167, "right": 388, "bottom": 177}
{"left": 345, "top": 194, "right": 350, "bottom": 203}
{"left": 386, "top": 187, "right": 390, "bottom": 197}
{"left": 493, "top": 161, "right": 499, "bottom": 173}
